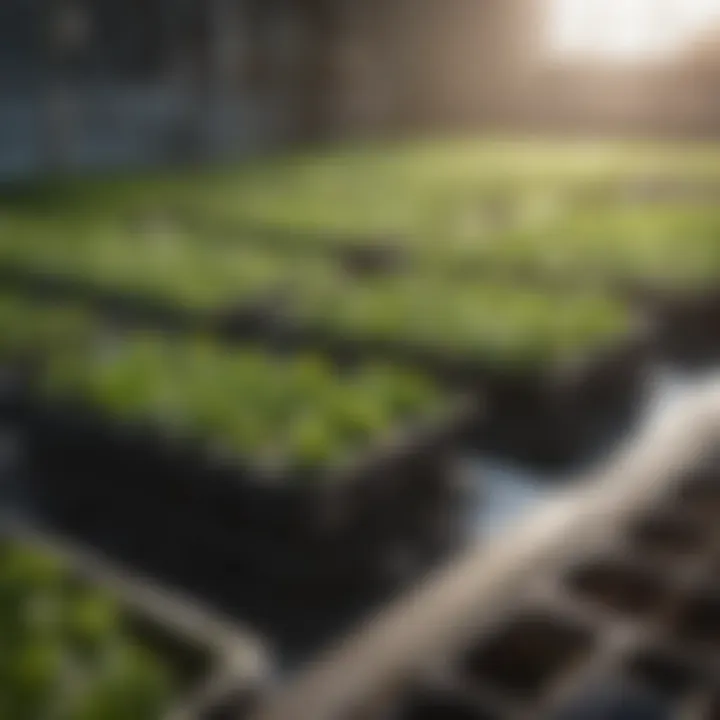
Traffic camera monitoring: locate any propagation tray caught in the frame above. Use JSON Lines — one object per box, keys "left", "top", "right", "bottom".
{"left": 247, "top": 380, "right": 720, "bottom": 720}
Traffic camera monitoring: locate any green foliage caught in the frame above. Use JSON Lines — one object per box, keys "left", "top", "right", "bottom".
{"left": 37, "top": 334, "right": 442, "bottom": 475}
{"left": 5, "top": 138, "right": 720, "bottom": 287}
{"left": 0, "top": 295, "right": 94, "bottom": 360}
{"left": 0, "top": 543, "right": 175, "bottom": 720}
{"left": 290, "top": 277, "right": 630, "bottom": 368}
{"left": 0, "top": 294, "right": 443, "bottom": 472}
{"left": 4, "top": 138, "right": 720, "bottom": 371}
{"left": 0, "top": 223, "right": 336, "bottom": 311}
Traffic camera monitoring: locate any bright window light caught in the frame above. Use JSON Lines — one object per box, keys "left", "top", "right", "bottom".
{"left": 549, "top": 0, "right": 720, "bottom": 61}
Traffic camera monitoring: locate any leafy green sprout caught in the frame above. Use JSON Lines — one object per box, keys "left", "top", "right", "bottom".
{"left": 36, "top": 333, "right": 443, "bottom": 475}
{"left": 0, "top": 543, "right": 175, "bottom": 720}
{"left": 5, "top": 139, "right": 720, "bottom": 290}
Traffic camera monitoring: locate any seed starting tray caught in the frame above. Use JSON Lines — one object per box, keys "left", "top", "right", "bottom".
{"left": 248, "top": 383, "right": 720, "bottom": 720}
{"left": 0, "top": 513, "right": 271, "bottom": 720}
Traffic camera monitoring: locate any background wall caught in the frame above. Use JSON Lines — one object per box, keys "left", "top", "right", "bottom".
{"left": 3, "top": 0, "right": 720, "bottom": 180}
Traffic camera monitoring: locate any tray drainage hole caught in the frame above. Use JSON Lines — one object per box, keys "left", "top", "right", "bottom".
{"left": 394, "top": 691, "right": 498, "bottom": 720}
{"left": 626, "top": 649, "right": 702, "bottom": 703}
{"left": 671, "top": 588, "right": 720, "bottom": 649}
{"left": 629, "top": 513, "right": 708, "bottom": 562}
{"left": 462, "top": 612, "right": 593, "bottom": 701}
{"left": 566, "top": 559, "right": 668, "bottom": 617}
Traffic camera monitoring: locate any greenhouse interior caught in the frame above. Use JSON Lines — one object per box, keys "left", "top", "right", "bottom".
{"left": 4, "top": 1, "right": 720, "bottom": 719}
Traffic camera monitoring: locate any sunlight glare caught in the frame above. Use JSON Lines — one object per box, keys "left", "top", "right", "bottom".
{"left": 549, "top": 0, "right": 720, "bottom": 60}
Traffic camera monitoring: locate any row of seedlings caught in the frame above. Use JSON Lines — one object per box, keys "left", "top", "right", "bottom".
{"left": 427, "top": 173, "right": 720, "bottom": 367}
{"left": 0, "top": 212, "right": 647, "bottom": 467}
{"left": 263, "top": 275, "right": 648, "bottom": 467}
{"left": 0, "top": 293, "right": 471, "bottom": 639}
{"left": 7, "top": 158, "right": 720, "bottom": 282}
{"left": 0, "top": 520, "right": 270, "bottom": 720}
{"left": 14, "top": 166, "right": 719, "bottom": 464}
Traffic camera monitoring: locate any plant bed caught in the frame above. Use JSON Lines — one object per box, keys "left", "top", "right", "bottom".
{"left": 26, "top": 460, "right": 459, "bottom": 627}
{"left": 273, "top": 328, "right": 651, "bottom": 469}
{"left": 468, "top": 336, "right": 653, "bottom": 468}
{"left": 25, "top": 399, "right": 461, "bottom": 575}
{"left": 18, "top": 418, "right": 466, "bottom": 659}
{"left": 430, "top": 175, "right": 720, "bottom": 283}
{"left": 23, "top": 509, "right": 402, "bottom": 667}
{"left": 0, "top": 283, "right": 649, "bottom": 473}
{"left": 0, "top": 523, "right": 269, "bottom": 720}
{"left": 15, "top": 333, "right": 470, "bottom": 603}
{"left": 0, "top": 217, "right": 355, "bottom": 343}
{"left": 263, "top": 279, "right": 650, "bottom": 469}
{"left": 0, "top": 276, "right": 649, "bottom": 471}
{"left": 0, "top": 262, "right": 285, "bottom": 339}
{"left": 24, "top": 405, "right": 467, "bottom": 596}
{"left": 0, "top": 296, "right": 99, "bottom": 426}
{"left": 8, "top": 142, "right": 720, "bottom": 292}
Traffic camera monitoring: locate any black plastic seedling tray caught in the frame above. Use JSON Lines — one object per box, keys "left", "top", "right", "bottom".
{"left": 17, "top": 386, "right": 471, "bottom": 609}
{"left": 0, "top": 265, "right": 660, "bottom": 499}
{"left": 465, "top": 336, "right": 652, "bottom": 469}
{"left": 0, "top": 262, "right": 656, "bottom": 470}
{"left": 627, "top": 285, "right": 720, "bottom": 368}
{"left": 264, "top": 324, "right": 651, "bottom": 469}
{"left": 0, "top": 517, "right": 270, "bottom": 720}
